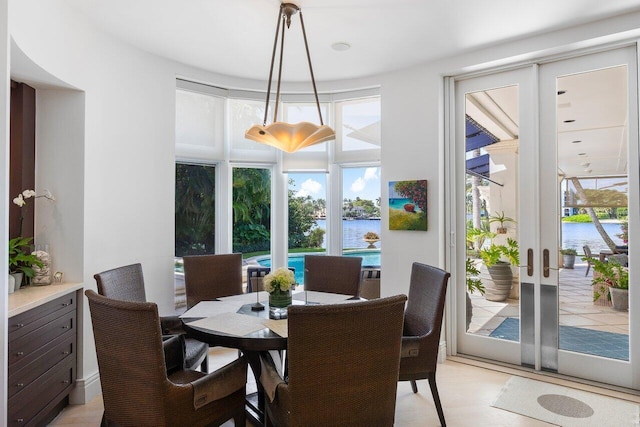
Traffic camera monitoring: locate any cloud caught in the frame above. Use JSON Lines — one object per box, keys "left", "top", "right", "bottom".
{"left": 296, "top": 178, "right": 322, "bottom": 197}
{"left": 364, "top": 167, "right": 378, "bottom": 181}
{"left": 351, "top": 177, "right": 366, "bottom": 193}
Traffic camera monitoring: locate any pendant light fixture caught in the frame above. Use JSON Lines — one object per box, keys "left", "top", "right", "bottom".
{"left": 245, "top": 3, "right": 335, "bottom": 153}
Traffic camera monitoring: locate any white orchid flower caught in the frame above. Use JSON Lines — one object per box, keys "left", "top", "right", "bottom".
{"left": 22, "top": 189, "right": 36, "bottom": 198}
{"left": 13, "top": 194, "right": 25, "bottom": 207}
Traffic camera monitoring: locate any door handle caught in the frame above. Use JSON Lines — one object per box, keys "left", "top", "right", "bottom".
{"left": 543, "top": 249, "right": 550, "bottom": 278}
{"left": 527, "top": 248, "right": 533, "bottom": 276}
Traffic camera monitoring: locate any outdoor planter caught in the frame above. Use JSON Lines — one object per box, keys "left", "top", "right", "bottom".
{"left": 609, "top": 287, "right": 628, "bottom": 311}
{"left": 484, "top": 262, "right": 513, "bottom": 302}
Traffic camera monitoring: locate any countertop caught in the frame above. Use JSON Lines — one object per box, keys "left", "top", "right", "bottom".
{"left": 9, "top": 282, "right": 84, "bottom": 317}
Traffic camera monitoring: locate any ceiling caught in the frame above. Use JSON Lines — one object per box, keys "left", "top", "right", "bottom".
{"left": 65, "top": 0, "right": 640, "bottom": 82}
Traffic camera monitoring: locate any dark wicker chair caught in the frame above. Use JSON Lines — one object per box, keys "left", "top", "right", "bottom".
{"left": 183, "top": 253, "right": 243, "bottom": 308}
{"left": 303, "top": 255, "right": 362, "bottom": 296}
{"left": 360, "top": 266, "right": 381, "bottom": 299}
{"left": 259, "top": 294, "right": 407, "bottom": 427}
{"left": 94, "top": 263, "right": 209, "bottom": 373}
{"left": 399, "top": 262, "right": 450, "bottom": 427}
{"left": 85, "top": 290, "right": 247, "bottom": 427}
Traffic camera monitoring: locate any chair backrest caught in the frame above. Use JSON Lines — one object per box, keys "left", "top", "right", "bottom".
{"left": 85, "top": 289, "right": 168, "bottom": 425}
{"left": 360, "top": 267, "right": 381, "bottom": 299}
{"left": 94, "top": 263, "right": 147, "bottom": 302}
{"left": 183, "top": 253, "right": 243, "bottom": 308}
{"left": 404, "top": 262, "right": 450, "bottom": 347}
{"left": 246, "top": 266, "right": 271, "bottom": 292}
{"left": 246, "top": 266, "right": 295, "bottom": 292}
{"left": 303, "top": 255, "right": 362, "bottom": 296}
{"left": 609, "top": 253, "right": 629, "bottom": 267}
{"left": 583, "top": 245, "right": 592, "bottom": 258}
{"left": 286, "top": 295, "right": 407, "bottom": 426}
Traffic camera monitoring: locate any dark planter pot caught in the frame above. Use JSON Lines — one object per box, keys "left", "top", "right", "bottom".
{"left": 562, "top": 254, "right": 576, "bottom": 269}
{"left": 466, "top": 292, "right": 472, "bottom": 331}
{"left": 485, "top": 262, "right": 513, "bottom": 302}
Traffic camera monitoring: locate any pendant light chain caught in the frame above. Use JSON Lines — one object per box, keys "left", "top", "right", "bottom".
{"left": 262, "top": 9, "right": 283, "bottom": 127}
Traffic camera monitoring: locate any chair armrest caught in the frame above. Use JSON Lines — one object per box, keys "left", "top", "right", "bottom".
{"left": 192, "top": 356, "right": 247, "bottom": 410}
{"left": 160, "top": 315, "right": 186, "bottom": 335}
{"left": 163, "top": 335, "right": 186, "bottom": 374}
{"left": 401, "top": 335, "right": 422, "bottom": 358}
{"left": 259, "top": 352, "right": 286, "bottom": 403}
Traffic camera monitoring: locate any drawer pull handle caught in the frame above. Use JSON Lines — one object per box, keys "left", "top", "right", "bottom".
{"left": 62, "top": 325, "right": 70, "bottom": 329}
{"left": 62, "top": 302, "right": 70, "bottom": 306}
{"left": 62, "top": 380, "right": 70, "bottom": 384}
{"left": 16, "top": 351, "right": 24, "bottom": 356}
{"left": 62, "top": 351, "right": 70, "bottom": 355}
{"left": 16, "top": 323, "right": 24, "bottom": 328}
{"left": 17, "top": 383, "right": 24, "bottom": 388}
{"left": 16, "top": 418, "right": 24, "bottom": 423}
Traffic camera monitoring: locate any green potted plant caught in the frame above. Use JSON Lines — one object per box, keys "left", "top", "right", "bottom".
{"left": 560, "top": 248, "right": 577, "bottom": 269}
{"left": 488, "top": 211, "right": 516, "bottom": 234}
{"left": 591, "top": 258, "right": 628, "bottom": 310}
{"left": 9, "top": 236, "right": 44, "bottom": 289}
{"left": 479, "top": 237, "right": 519, "bottom": 302}
{"left": 465, "top": 258, "right": 485, "bottom": 331}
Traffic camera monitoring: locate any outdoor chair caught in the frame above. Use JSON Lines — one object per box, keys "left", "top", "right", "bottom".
{"left": 583, "top": 245, "right": 595, "bottom": 276}
{"left": 303, "top": 255, "right": 362, "bottom": 297}
{"left": 259, "top": 295, "right": 407, "bottom": 426}
{"left": 183, "top": 253, "right": 243, "bottom": 308}
{"left": 85, "top": 290, "right": 247, "bottom": 427}
{"left": 94, "top": 263, "right": 209, "bottom": 372}
{"left": 398, "top": 262, "right": 450, "bottom": 427}
{"left": 360, "top": 266, "right": 381, "bottom": 299}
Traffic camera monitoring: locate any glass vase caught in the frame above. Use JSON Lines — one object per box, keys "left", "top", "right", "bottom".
{"left": 269, "top": 289, "right": 292, "bottom": 319}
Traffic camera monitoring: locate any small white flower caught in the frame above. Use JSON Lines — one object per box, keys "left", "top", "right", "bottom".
{"left": 43, "top": 190, "right": 55, "bottom": 201}
{"left": 13, "top": 194, "right": 25, "bottom": 207}
{"left": 22, "top": 189, "right": 36, "bottom": 198}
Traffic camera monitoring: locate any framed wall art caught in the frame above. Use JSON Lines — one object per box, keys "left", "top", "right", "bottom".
{"left": 389, "top": 180, "right": 427, "bottom": 231}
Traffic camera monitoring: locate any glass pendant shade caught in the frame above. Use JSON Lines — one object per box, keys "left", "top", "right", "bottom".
{"left": 246, "top": 121, "right": 335, "bottom": 153}
{"left": 245, "top": 3, "right": 334, "bottom": 153}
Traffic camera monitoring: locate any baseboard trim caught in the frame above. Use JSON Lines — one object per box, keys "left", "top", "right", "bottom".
{"left": 69, "top": 370, "right": 101, "bottom": 405}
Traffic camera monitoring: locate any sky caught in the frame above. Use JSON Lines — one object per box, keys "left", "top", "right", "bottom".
{"left": 288, "top": 167, "right": 381, "bottom": 201}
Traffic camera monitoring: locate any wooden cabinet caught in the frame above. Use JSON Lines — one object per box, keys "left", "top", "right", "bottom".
{"left": 8, "top": 290, "right": 79, "bottom": 426}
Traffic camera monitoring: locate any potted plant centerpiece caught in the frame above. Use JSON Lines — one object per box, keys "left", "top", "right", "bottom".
{"left": 591, "top": 258, "right": 629, "bottom": 310}
{"left": 479, "top": 237, "right": 519, "bottom": 302}
{"left": 561, "top": 248, "right": 577, "bottom": 269}
{"left": 9, "top": 236, "right": 43, "bottom": 290}
{"left": 263, "top": 267, "right": 296, "bottom": 318}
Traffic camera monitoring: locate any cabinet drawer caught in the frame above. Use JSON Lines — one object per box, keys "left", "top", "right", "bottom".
{"left": 9, "top": 310, "right": 75, "bottom": 369}
{"left": 8, "top": 358, "right": 74, "bottom": 427}
{"left": 9, "top": 293, "right": 76, "bottom": 341}
{"left": 8, "top": 332, "right": 75, "bottom": 399}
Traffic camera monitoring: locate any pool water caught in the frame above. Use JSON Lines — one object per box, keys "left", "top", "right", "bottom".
{"left": 256, "top": 251, "right": 380, "bottom": 284}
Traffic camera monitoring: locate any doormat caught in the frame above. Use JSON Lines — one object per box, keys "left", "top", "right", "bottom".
{"left": 489, "top": 317, "right": 629, "bottom": 361}
{"left": 491, "top": 376, "right": 640, "bottom": 426}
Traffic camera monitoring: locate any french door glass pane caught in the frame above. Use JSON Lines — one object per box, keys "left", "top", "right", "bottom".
{"left": 464, "top": 84, "right": 520, "bottom": 340}
{"left": 232, "top": 167, "right": 271, "bottom": 255}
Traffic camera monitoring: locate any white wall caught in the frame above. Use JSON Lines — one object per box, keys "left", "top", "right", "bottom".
{"left": 7, "top": 0, "right": 640, "bottom": 404}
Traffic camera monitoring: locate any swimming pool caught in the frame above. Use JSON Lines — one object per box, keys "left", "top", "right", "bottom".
{"left": 254, "top": 250, "right": 380, "bottom": 284}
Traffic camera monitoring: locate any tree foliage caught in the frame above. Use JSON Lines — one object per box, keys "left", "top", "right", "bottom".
{"left": 233, "top": 168, "right": 271, "bottom": 252}
{"left": 175, "top": 164, "right": 215, "bottom": 256}
{"left": 393, "top": 180, "right": 427, "bottom": 212}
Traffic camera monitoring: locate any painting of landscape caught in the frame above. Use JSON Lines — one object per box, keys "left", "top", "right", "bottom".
{"left": 389, "top": 180, "right": 427, "bottom": 231}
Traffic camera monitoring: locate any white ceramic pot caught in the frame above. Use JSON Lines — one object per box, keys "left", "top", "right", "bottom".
{"left": 8, "top": 274, "right": 15, "bottom": 294}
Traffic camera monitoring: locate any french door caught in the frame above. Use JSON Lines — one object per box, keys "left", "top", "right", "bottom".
{"left": 452, "top": 45, "right": 639, "bottom": 388}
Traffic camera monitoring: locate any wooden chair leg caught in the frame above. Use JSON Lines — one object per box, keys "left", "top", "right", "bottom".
{"left": 233, "top": 407, "right": 246, "bottom": 426}
{"left": 428, "top": 372, "right": 446, "bottom": 427}
{"left": 200, "top": 355, "right": 209, "bottom": 373}
{"left": 410, "top": 379, "right": 418, "bottom": 393}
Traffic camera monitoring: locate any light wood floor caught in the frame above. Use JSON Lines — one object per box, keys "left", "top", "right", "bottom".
{"left": 49, "top": 348, "right": 640, "bottom": 426}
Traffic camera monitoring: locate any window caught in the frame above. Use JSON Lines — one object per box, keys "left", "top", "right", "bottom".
{"left": 288, "top": 172, "right": 327, "bottom": 251}
{"left": 232, "top": 167, "right": 272, "bottom": 255}
{"left": 342, "top": 167, "right": 382, "bottom": 252}
{"left": 175, "top": 163, "right": 216, "bottom": 256}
